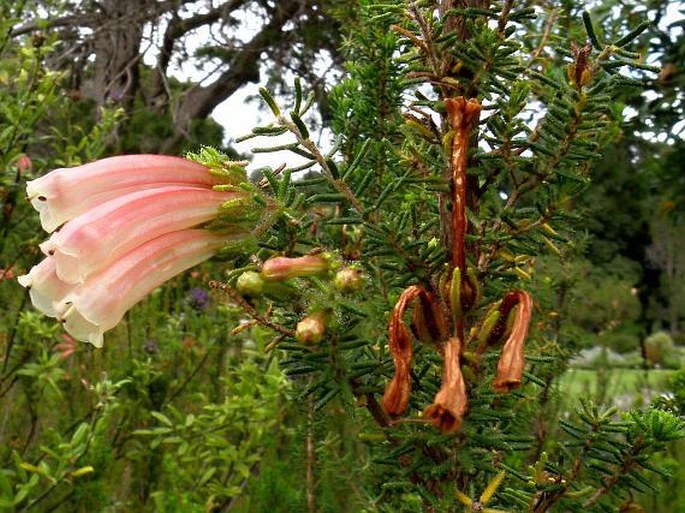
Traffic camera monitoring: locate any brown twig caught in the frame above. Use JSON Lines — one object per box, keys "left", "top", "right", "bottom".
{"left": 208, "top": 280, "right": 296, "bottom": 337}
{"left": 497, "top": 0, "right": 514, "bottom": 35}
{"left": 526, "top": 9, "right": 559, "bottom": 69}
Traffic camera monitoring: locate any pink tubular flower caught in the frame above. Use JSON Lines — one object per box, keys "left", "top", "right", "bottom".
{"left": 57, "top": 230, "right": 226, "bottom": 347}
{"left": 41, "top": 185, "right": 239, "bottom": 284}
{"left": 19, "top": 154, "right": 261, "bottom": 347}
{"left": 26, "top": 155, "right": 223, "bottom": 232}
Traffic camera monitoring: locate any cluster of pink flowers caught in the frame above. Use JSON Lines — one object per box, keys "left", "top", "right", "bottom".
{"left": 18, "top": 155, "right": 248, "bottom": 347}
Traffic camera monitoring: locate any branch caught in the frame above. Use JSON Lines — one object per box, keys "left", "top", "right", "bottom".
{"left": 149, "top": 0, "right": 249, "bottom": 102}
{"left": 173, "top": 0, "right": 307, "bottom": 130}
{"left": 208, "top": 280, "right": 296, "bottom": 337}
{"left": 9, "top": 0, "right": 195, "bottom": 37}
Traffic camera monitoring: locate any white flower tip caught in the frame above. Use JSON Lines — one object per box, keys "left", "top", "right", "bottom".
{"left": 39, "top": 239, "right": 57, "bottom": 256}
{"left": 62, "top": 309, "right": 105, "bottom": 348}
{"left": 26, "top": 181, "right": 61, "bottom": 232}
{"left": 17, "top": 273, "right": 32, "bottom": 288}
{"left": 53, "top": 252, "right": 83, "bottom": 284}
{"left": 27, "top": 287, "right": 60, "bottom": 318}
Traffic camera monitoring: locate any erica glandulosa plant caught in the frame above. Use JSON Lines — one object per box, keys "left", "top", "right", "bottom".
{"left": 15, "top": 1, "right": 684, "bottom": 511}
{"left": 222, "top": 1, "right": 683, "bottom": 511}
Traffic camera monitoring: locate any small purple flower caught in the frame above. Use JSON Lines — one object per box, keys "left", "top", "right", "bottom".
{"left": 187, "top": 287, "right": 211, "bottom": 311}
{"left": 143, "top": 338, "right": 159, "bottom": 355}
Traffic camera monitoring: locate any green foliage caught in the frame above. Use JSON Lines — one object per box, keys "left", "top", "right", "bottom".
{"left": 1, "top": 0, "right": 684, "bottom": 512}
{"left": 497, "top": 402, "right": 685, "bottom": 512}
{"left": 645, "top": 331, "right": 677, "bottom": 368}
{"left": 132, "top": 359, "right": 287, "bottom": 511}
{"left": 228, "top": 1, "right": 684, "bottom": 511}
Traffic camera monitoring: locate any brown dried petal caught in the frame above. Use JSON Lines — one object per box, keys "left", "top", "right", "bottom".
{"left": 411, "top": 289, "right": 448, "bottom": 345}
{"left": 445, "top": 97, "right": 482, "bottom": 131}
{"left": 381, "top": 285, "right": 424, "bottom": 416}
{"left": 493, "top": 290, "right": 533, "bottom": 393}
{"left": 445, "top": 97, "right": 481, "bottom": 272}
{"left": 382, "top": 319, "right": 413, "bottom": 416}
{"left": 424, "top": 337, "right": 467, "bottom": 433}
{"left": 487, "top": 292, "right": 520, "bottom": 346}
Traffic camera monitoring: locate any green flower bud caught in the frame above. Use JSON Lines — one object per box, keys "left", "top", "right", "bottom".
{"left": 333, "top": 267, "right": 365, "bottom": 293}
{"left": 295, "top": 310, "right": 328, "bottom": 345}
{"left": 236, "top": 271, "right": 264, "bottom": 295}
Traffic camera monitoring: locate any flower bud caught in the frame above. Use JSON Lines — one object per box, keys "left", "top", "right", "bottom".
{"left": 475, "top": 303, "right": 501, "bottom": 353}
{"left": 295, "top": 310, "right": 328, "bottom": 345}
{"left": 261, "top": 255, "right": 329, "bottom": 282}
{"left": 448, "top": 267, "right": 462, "bottom": 324}
{"left": 16, "top": 154, "right": 32, "bottom": 174}
{"left": 236, "top": 271, "right": 264, "bottom": 295}
{"left": 333, "top": 267, "right": 364, "bottom": 293}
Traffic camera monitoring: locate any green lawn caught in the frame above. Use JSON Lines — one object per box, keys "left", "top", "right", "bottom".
{"left": 558, "top": 368, "right": 675, "bottom": 403}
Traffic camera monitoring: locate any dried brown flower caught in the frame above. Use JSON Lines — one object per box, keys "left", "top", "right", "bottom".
{"left": 493, "top": 290, "right": 533, "bottom": 393}
{"left": 382, "top": 285, "right": 428, "bottom": 416}
{"left": 445, "top": 97, "right": 481, "bottom": 273}
{"left": 424, "top": 337, "right": 467, "bottom": 433}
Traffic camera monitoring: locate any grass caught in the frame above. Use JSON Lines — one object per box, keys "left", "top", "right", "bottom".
{"left": 558, "top": 368, "right": 675, "bottom": 405}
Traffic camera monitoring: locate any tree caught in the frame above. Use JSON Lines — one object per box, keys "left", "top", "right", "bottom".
{"left": 648, "top": 215, "right": 685, "bottom": 336}
{"left": 9, "top": 0, "right": 344, "bottom": 153}
{"left": 571, "top": 0, "right": 685, "bottom": 344}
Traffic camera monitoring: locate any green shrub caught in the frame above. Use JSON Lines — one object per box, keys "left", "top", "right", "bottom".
{"left": 646, "top": 331, "right": 676, "bottom": 367}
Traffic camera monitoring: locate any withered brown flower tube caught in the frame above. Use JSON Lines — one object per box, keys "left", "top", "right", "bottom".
{"left": 382, "top": 319, "right": 413, "bottom": 417}
{"left": 424, "top": 337, "right": 467, "bottom": 433}
{"left": 493, "top": 290, "right": 533, "bottom": 393}
{"left": 445, "top": 96, "right": 481, "bottom": 273}
{"left": 382, "top": 285, "right": 434, "bottom": 416}
{"left": 411, "top": 289, "right": 448, "bottom": 345}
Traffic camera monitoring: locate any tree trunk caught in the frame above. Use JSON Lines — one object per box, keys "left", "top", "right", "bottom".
{"left": 92, "top": 0, "right": 151, "bottom": 110}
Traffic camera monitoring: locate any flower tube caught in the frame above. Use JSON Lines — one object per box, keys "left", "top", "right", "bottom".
{"left": 424, "top": 337, "right": 467, "bottom": 433}
{"left": 26, "top": 155, "right": 223, "bottom": 232}
{"left": 382, "top": 285, "right": 424, "bottom": 416}
{"left": 41, "top": 185, "right": 242, "bottom": 283}
{"left": 56, "top": 229, "right": 228, "bottom": 347}
{"left": 19, "top": 154, "right": 265, "bottom": 347}
{"left": 493, "top": 290, "right": 533, "bottom": 393}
